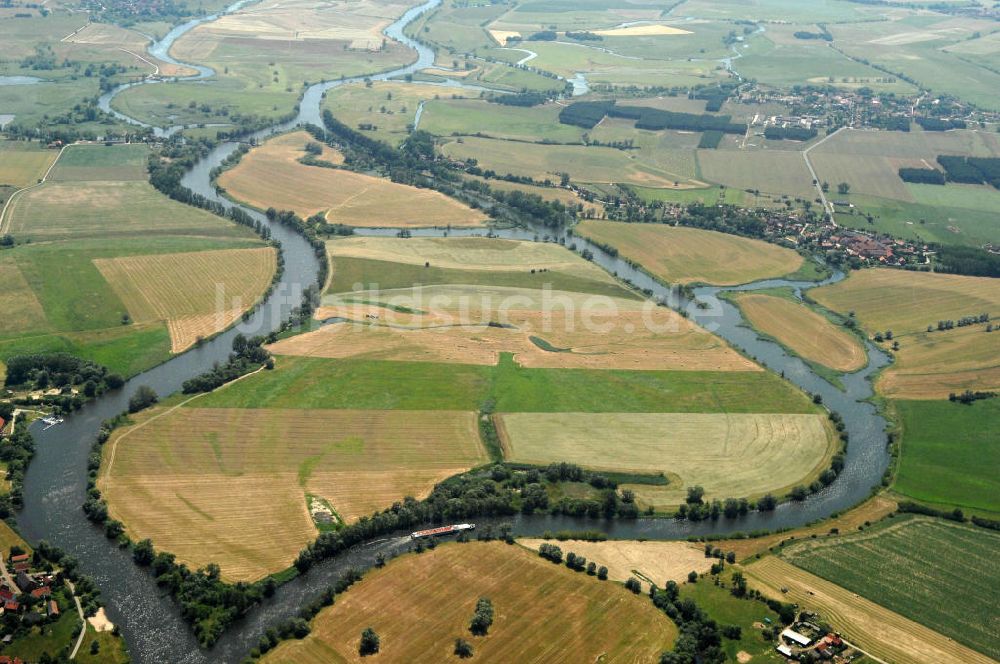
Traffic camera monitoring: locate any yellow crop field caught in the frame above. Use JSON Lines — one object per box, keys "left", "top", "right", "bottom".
{"left": 732, "top": 293, "right": 866, "bottom": 372}
{"left": 497, "top": 412, "right": 833, "bottom": 507}
{"left": 262, "top": 542, "right": 677, "bottom": 664}
{"left": 0, "top": 141, "right": 58, "bottom": 188}
{"left": 745, "top": 557, "right": 995, "bottom": 664}
{"left": 812, "top": 269, "right": 1000, "bottom": 397}
{"left": 272, "top": 305, "right": 757, "bottom": 372}
{"left": 878, "top": 324, "right": 1000, "bottom": 398}
{"left": 218, "top": 132, "right": 486, "bottom": 227}
{"left": 94, "top": 247, "right": 276, "bottom": 352}
{"left": 576, "top": 221, "right": 804, "bottom": 286}
{"left": 100, "top": 407, "right": 485, "bottom": 580}
{"left": 594, "top": 25, "right": 692, "bottom": 36}
{"left": 812, "top": 269, "right": 1000, "bottom": 333}
{"left": 518, "top": 539, "right": 710, "bottom": 591}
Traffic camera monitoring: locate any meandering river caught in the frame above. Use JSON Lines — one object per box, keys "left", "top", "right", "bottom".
{"left": 19, "top": 1, "right": 890, "bottom": 660}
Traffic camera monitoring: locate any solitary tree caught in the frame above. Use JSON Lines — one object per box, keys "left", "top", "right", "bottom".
{"left": 454, "top": 638, "right": 474, "bottom": 658}
{"left": 837, "top": 182, "right": 851, "bottom": 195}
{"left": 359, "top": 628, "right": 380, "bottom": 656}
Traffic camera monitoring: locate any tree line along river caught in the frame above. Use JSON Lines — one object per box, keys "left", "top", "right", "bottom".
{"left": 20, "top": 1, "right": 891, "bottom": 660}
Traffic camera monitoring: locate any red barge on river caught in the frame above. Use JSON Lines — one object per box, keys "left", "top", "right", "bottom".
{"left": 410, "top": 523, "right": 476, "bottom": 539}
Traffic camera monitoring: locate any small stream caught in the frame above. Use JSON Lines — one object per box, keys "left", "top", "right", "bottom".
{"left": 18, "top": 1, "right": 890, "bottom": 661}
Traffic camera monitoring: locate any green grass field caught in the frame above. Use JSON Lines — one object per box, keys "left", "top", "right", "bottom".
{"left": 781, "top": 514, "right": 1000, "bottom": 659}
{"left": 75, "top": 625, "right": 130, "bottom": 664}
{"left": 420, "top": 98, "right": 583, "bottom": 143}
{"left": 679, "top": 579, "right": 785, "bottom": 663}
{"left": 5, "top": 591, "right": 80, "bottom": 661}
{"left": 199, "top": 353, "right": 815, "bottom": 414}
{"left": 894, "top": 399, "right": 1000, "bottom": 516}
{"left": 47, "top": 143, "right": 149, "bottom": 181}
{"left": 837, "top": 189, "right": 1000, "bottom": 247}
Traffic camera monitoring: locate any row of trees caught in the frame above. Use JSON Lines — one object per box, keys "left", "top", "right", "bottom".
{"left": 181, "top": 334, "right": 272, "bottom": 394}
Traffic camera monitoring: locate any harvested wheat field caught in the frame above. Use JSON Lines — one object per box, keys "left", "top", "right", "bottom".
{"left": 94, "top": 247, "right": 276, "bottom": 352}
{"left": 812, "top": 269, "right": 1000, "bottom": 397}
{"left": 272, "top": 306, "right": 756, "bottom": 371}
{"left": 733, "top": 293, "right": 866, "bottom": 372}
{"left": 218, "top": 133, "right": 486, "bottom": 226}
{"left": 877, "top": 324, "right": 1000, "bottom": 398}
{"left": 498, "top": 412, "right": 833, "bottom": 507}
{"left": 261, "top": 542, "right": 677, "bottom": 664}
{"left": 745, "top": 557, "right": 994, "bottom": 664}
{"left": 594, "top": 24, "right": 693, "bottom": 37}
{"left": 489, "top": 29, "right": 520, "bottom": 45}
{"left": 812, "top": 268, "right": 1000, "bottom": 336}
{"left": 100, "top": 406, "right": 484, "bottom": 580}
{"left": 576, "top": 221, "right": 803, "bottom": 286}
{"left": 518, "top": 539, "right": 710, "bottom": 591}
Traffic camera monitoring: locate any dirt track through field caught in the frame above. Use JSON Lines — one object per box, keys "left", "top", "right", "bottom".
{"left": 745, "top": 557, "right": 995, "bottom": 664}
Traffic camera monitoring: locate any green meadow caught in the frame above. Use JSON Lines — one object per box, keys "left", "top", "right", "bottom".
{"left": 325, "top": 256, "right": 636, "bottom": 300}
{"left": 894, "top": 399, "right": 1000, "bottom": 516}
{"left": 196, "top": 353, "right": 817, "bottom": 414}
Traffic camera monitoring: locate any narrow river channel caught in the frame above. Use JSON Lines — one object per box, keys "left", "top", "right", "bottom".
{"left": 19, "top": 1, "right": 891, "bottom": 660}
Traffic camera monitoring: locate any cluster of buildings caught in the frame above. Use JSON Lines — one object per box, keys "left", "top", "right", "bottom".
{"left": 0, "top": 553, "right": 61, "bottom": 638}
{"left": 775, "top": 621, "right": 864, "bottom": 662}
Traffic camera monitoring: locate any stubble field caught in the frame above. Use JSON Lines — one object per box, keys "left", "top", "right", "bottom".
{"left": 101, "top": 406, "right": 485, "bottom": 580}
{"left": 517, "top": 539, "right": 711, "bottom": 591}
{"left": 94, "top": 246, "right": 276, "bottom": 352}
{"left": 218, "top": 132, "right": 486, "bottom": 227}
{"left": 497, "top": 412, "right": 833, "bottom": 507}
{"left": 811, "top": 268, "right": 1000, "bottom": 397}
{"left": 575, "top": 221, "right": 804, "bottom": 286}
{"left": 732, "top": 293, "right": 866, "bottom": 372}
{"left": 261, "top": 542, "right": 677, "bottom": 664}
